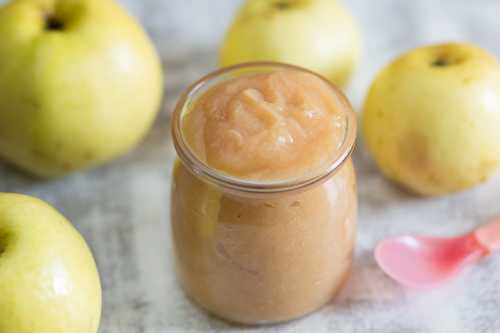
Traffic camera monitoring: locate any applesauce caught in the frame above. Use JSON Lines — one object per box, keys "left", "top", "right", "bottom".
{"left": 171, "top": 63, "right": 357, "bottom": 324}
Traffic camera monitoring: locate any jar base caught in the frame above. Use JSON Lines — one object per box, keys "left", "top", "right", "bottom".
{"left": 176, "top": 266, "right": 352, "bottom": 326}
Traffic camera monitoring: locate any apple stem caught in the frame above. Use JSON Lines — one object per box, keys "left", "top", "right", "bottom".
{"left": 432, "top": 57, "right": 449, "bottom": 67}
{"left": 275, "top": 1, "right": 291, "bottom": 10}
{"left": 0, "top": 230, "right": 8, "bottom": 255}
{"left": 45, "top": 16, "right": 65, "bottom": 31}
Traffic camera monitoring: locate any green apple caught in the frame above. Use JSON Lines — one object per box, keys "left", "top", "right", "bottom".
{"left": 0, "top": 0, "right": 164, "bottom": 177}
{"left": 0, "top": 193, "right": 101, "bottom": 333}
{"left": 219, "top": 0, "right": 361, "bottom": 86}
{"left": 363, "top": 43, "right": 500, "bottom": 195}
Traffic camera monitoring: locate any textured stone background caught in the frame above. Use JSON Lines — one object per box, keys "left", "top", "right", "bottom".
{"left": 1, "top": 1, "right": 500, "bottom": 332}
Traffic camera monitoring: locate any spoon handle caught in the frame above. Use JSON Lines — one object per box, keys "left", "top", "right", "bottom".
{"left": 475, "top": 220, "right": 500, "bottom": 253}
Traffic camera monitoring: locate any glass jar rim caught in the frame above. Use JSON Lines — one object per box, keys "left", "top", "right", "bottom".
{"left": 171, "top": 62, "right": 357, "bottom": 194}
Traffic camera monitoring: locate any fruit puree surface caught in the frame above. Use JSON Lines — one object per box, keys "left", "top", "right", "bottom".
{"left": 182, "top": 69, "right": 345, "bottom": 181}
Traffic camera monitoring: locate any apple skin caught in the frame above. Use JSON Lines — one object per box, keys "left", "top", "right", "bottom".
{"left": 0, "top": 193, "right": 101, "bottom": 333}
{"left": 0, "top": 0, "right": 164, "bottom": 177}
{"left": 219, "top": 0, "right": 361, "bottom": 86}
{"left": 362, "top": 43, "right": 500, "bottom": 195}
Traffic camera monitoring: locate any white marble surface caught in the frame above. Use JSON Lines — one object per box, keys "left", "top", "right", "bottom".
{"left": 2, "top": 1, "right": 500, "bottom": 332}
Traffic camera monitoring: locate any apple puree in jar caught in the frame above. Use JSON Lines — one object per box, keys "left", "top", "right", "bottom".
{"left": 171, "top": 64, "right": 357, "bottom": 324}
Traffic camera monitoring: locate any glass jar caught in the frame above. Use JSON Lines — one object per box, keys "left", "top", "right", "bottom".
{"left": 171, "top": 63, "right": 357, "bottom": 324}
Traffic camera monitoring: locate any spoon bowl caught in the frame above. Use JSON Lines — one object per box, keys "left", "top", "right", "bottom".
{"left": 375, "top": 220, "right": 500, "bottom": 288}
{"left": 375, "top": 233, "right": 487, "bottom": 288}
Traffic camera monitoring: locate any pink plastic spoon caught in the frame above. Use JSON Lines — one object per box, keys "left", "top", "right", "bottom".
{"left": 375, "top": 220, "right": 500, "bottom": 288}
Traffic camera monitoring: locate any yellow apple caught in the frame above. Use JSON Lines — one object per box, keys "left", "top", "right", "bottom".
{"left": 363, "top": 43, "right": 500, "bottom": 195}
{"left": 219, "top": 0, "right": 361, "bottom": 86}
{"left": 0, "top": 0, "right": 164, "bottom": 177}
{"left": 0, "top": 193, "right": 101, "bottom": 333}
